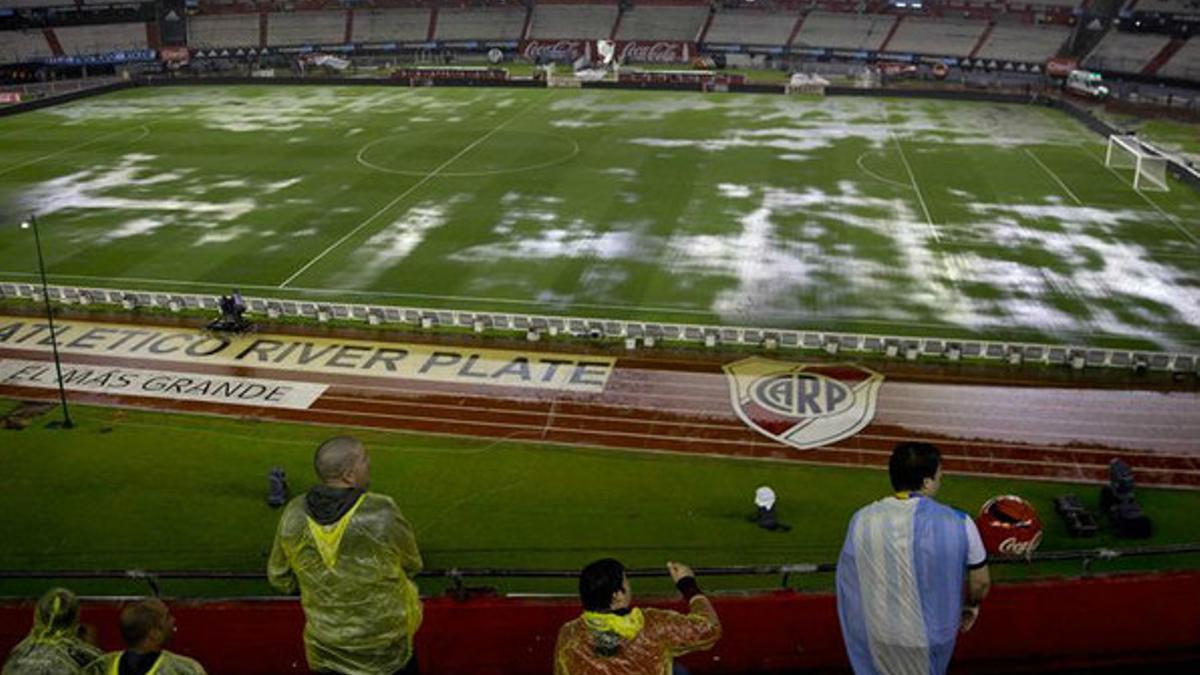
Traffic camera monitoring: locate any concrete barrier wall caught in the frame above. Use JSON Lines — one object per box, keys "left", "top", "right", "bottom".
{"left": 0, "top": 572, "right": 1197, "bottom": 673}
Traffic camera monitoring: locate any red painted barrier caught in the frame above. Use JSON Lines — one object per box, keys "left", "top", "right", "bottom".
{"left": 1, "top": 572, "right": 1198, "bottom": 673}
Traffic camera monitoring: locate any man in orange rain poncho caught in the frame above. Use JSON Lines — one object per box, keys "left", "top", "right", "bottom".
{"left": 554, "top": 558, "right": 721, "bottom": 675}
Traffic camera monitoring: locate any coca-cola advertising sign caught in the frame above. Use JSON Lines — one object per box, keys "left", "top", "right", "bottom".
{"left": 997, "top": 532, "right": 1044, "bottom": 558}
{"left": 159, "top": 46, "right": 190, "bottom": 64}
{"left": 975, "top": 495, "right": 1044, "bottom": 559}
{"left": 1046, "top": 57, "right": 1079, "bottom": 78}
{"left": 520, "top": 39, "right": 693, "bottom": 64}
{"left": 616, "top": 41, "right": 691, "bottom": 64}
{"left": 520, "top": 40, "right": 587, "bottom": 62}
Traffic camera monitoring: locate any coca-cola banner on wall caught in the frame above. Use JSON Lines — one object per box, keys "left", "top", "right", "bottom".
{"left": 520, "top": 39, "right": 693, "bottom": 64}
{"left": 614, "top": 41, "right": 692, "bottom": 64}
{"left": 520, "top": 40, "right": 589, "bottom": 62}
{"left": 1045, "top": 57, "right": 1079, "bottom": 78}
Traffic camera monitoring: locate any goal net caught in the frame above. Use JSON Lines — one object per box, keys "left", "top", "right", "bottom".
{"left": 1105, "top": 135, "right": 1169, "bottom": 192}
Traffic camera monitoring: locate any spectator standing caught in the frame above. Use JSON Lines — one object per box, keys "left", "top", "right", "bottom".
{"left": 269, "top": 436, "right": 423, "bottom": 675}
{"left": 85, "top": 598, "right": 205, "bottom": 675}
{"left": 836, "top": 442, "right": 990, "bottom": 675}
{"left": 2, "top": 588, "right": 101, "bottom": 675}
{"left": 554, "top": 559, "right": 721, "bottom": 675}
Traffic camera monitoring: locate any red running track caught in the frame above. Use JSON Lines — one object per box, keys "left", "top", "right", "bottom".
{"left": 2, "top": 345, "right": 1199, "bottom": 489}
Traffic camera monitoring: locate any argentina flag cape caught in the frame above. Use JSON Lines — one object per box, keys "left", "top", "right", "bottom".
{"left": 836, "top": 495, "right": 969, "bottom": 675}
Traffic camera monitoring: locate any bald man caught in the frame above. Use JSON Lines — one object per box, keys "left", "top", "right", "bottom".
{"left": 269, "top": 436, "right": 424, "bottom": 675}
{"left": 85, "top": 599, "right": 205, "bottom": 675}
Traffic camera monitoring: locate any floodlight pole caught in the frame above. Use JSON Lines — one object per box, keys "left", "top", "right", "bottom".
{"left": 22, "top": 214, "right": 73, "bottom": 429}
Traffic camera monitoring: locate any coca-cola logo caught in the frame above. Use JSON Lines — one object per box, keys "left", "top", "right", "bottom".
{"left": 997, "top": 531, "right": 1043, "bottom": 557}
{"left": 522, "top": 40, "right": 584, "bottom": 60}
{"left": 1046, "top": 58, "right": 1078, "bottom": 78}
{"left": 618, "top": 41, "right": 687, "bottom": 64}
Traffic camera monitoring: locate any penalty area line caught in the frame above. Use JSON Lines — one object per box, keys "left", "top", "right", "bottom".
{"left": 278, "top": 100, "right": 545, "bottom": 289}
{"left": 0, "top": 125, "right": 151, "bottom": 178}
{"left": 1023, "top": 149, "right": 1082, "bottom": 206}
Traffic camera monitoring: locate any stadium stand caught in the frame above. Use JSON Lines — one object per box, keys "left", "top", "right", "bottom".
{"left": 614, "top": 5, "right": 709, "bottom": 42}
{"left": 1158, "top": 37, "right": 1200, "bottom": 79}
{"left": 703, "top": 8, "right": 798, "bottom": 46}
{"left": 528, "top": 4, "right": 619, "bottom": 40}
{"left": 1084, "top": 30, "right": 1172, "bottom": 73}
{"left": 973, "top": 21, "right": 1071, "bottom": 63}
{"left": 435, "top": 7, "right": 526, "bottom": 42}
{"left": 267, "top": 11, "right": 345, "bottom": 47}
{"left": 188, "top": 13, "right": 262, "bottom": 49}
{"left": 0, "top": 30, "right": 53, "bottom": 64}
{"left": 55, "top": 23, "right": 147, "bottom": 56}
{"left": 884, "top": 16, "right": 988, "bottom": 57}
{"left": 354, "top": 9, "right": 432, "bottom": 44}
{"left": 792, "top": 11, "right": 897, "bottom": 52}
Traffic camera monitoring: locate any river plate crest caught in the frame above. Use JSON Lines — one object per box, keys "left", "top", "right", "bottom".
{"left": 723, "top": 357, "right": 884, "bottom": 450}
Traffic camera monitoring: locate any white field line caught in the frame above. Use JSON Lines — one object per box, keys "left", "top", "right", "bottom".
{"left": 1079, "top": 144, "right": 1200, "bottom": 249}
{"left": 0, "top": 125, "right": 150, "bottom": 178}
{"left": 279, "top": 101, "right": 543, "bottom": 288}
{"left": 854, "top": 150, "right": 912, "bottom": 190}
{"left": 541, "top": 398, "right": 557, "bottom": 440}
{"left": 1023, "top": 148, "right": 1082, "bottom": 206}
{"left": 888, "top": 130, "right": 940, "bottom": 243}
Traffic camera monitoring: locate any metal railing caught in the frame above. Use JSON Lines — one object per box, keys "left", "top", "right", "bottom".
{"left": 2, "top": 544, "right": 1197, "bottom": 597}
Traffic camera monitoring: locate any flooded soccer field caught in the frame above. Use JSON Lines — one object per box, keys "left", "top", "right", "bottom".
{"left": 1, "top": 85, "right": 1198, "bottom": 350}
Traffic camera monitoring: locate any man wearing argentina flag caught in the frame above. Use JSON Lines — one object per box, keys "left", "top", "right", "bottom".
{"left": 836, "top": 443, "right": 991, "bottom": 675}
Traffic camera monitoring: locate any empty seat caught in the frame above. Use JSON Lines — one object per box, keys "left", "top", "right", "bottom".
{"left": 1084, "top": 31, "right": 1171, "bottom": 73}
{"left": 435, "top": 8, "right": 526, "bottom": 42}
{"left": 705, "top": 9, "right": 798, "bottom": 46}
{"left": 355, "top": 9, "right": 431, "bottom": 44}
{"left": 55, "top": 23, "right": 147, "bottom": 55}
{"left": 615, "top": 6, "right": 708, "bottom": 42}
{"left": 793, "top": 11, "right": 897, "bottom": 51}
{"left": 188, "top": 14, "right": 261, "bottom": 49}
{"left": 885, "top": 17, "right": 987, "bottom": 58}
{"left": 0, "top": 30, "right": 53, "bottom": 64}
{"left": 529, "top": 5, "right": 618, "bottom": 40}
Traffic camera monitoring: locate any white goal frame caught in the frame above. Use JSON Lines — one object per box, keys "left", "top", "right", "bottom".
{"left": 1105, "top": 135, "right": 1170, "bottom": 192}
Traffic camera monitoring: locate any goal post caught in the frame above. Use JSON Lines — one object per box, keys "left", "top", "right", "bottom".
{"left": 1105, "top": 135, "right": 1169, "bottom": 192}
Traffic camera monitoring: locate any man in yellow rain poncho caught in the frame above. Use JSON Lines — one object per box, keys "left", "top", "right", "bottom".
{"left": 2, "top": 588, "right": 101, "bottom": 675}
{"left": 269, "top": 436, "right": 424, "bottom": 675}
{"left": 84, "top": 598, "right": 206, "bottom": 675}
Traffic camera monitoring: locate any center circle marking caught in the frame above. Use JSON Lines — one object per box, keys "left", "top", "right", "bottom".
{"left": 356, "top": 129, "right": 580, "bottom": 178}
